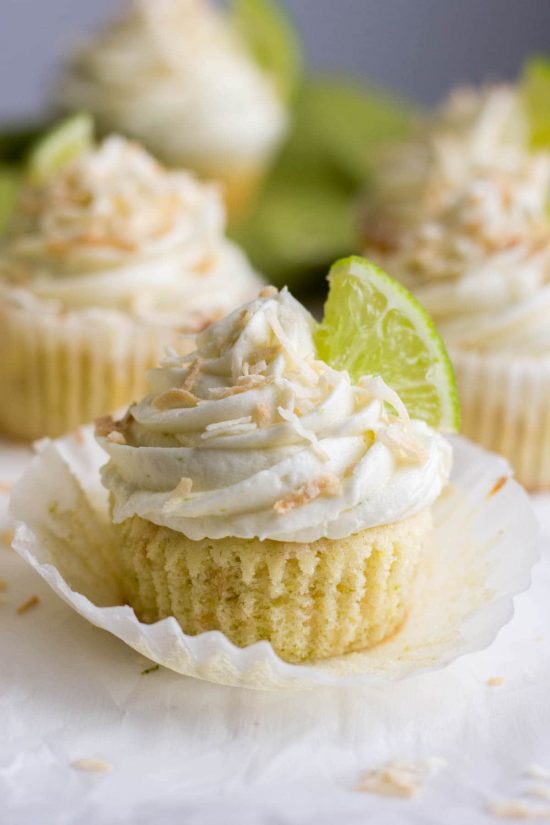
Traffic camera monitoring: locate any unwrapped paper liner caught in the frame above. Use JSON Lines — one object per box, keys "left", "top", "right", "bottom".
{"left": 10, "top": 428, "right": 539, "bottom": 690}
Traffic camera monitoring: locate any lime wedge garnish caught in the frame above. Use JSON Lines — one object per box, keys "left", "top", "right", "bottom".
{"left": 521, "top": 57, "right": 550, "bottom": 148}
{"left": 0, "top": 166, "right": 20, "bottom": 234}
{"left": 232, "top": 0, "right": 302, "bottom": 101}
{"left": 27, "top": 113, "right": 94, "bottom": 185}
{"left": 315, "top": 256, "right": 460, "bottom": 431}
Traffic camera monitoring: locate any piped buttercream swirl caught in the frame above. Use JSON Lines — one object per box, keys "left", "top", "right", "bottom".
{"left": 364, "top": 86, "right": 550, "bottom": 355}
{"left": 99, "top": 288, "right": 452, "bottom": 542}
{"left": 58, "top": 0, "right": 288, "bottom": 169}
{"left": 0, "top": 136, "right": 261, "bottom": 329}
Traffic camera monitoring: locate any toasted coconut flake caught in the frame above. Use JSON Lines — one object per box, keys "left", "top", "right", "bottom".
{"left": 486, "top": 676, "right": 505, "bottom": 687}
{"left": 277, "top": 406, "right": 329, "bottom": 461}
{"left": 107, "top": 431, "right": 127, "bottom": 445}
{"left": 209, "top": 384, "right": 251, "bottom": 399}
{"left": 163, "top": 477, "right": 193, "bottom": 513}
{"left": 182, "top": 358, "right": 203, "bottom": 392}
{"left": 0, "top": 482, "right": 12, "bottom": 495}
{"left": 16, "top": 595, "right": 40, "bottom": 615}
{"left": 274, "top": 473, "right": 342, "bottom": 515}
{"left": 95, "top": 415, "right": 118, "bottom": 437}
{"left": 71, "top": 758, "right": 112, "bottom": 774}
{"left": 201, "top": 417, "right": 257, "bottom": 440}
{"left": 488, "top": 476, "right": 509, "bottom": 498}
{"left": 153, "top": 388, "right": 198, "bottom": 410}
{"left": 1, "top": 529, "right": 14, "bottom": 548}
{"left": 487, "top": 799, "right": 550, "bottom": 819}
{"left": 259, "top": 285, "right": 278, "bottom": 298}
{"left": 378, "top": 423, "right": 428, "bottom": 464}
{"left": 205, "top": 416, "right": 253, "bottom": 432}
{"left": 253, "top": 403, "right": 271, "bottom": 427}
{"left": 356, "top": 759, "right": 446, "bottom": 799}
{"left": 527, "top": 787, "right": 550, "bottom": 802}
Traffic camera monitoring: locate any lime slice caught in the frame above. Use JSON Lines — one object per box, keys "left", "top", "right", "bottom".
{"left": 315, "top": 256, "right": 460, "bottom": 431}
{"left": 27, "top": 113, "right": 94, "bottom": 185}
{"left": 521, "top": 57, "right": 550, "bottom": 148}
{"left": 232, "top": 0, "right": 302, "bottom": 101}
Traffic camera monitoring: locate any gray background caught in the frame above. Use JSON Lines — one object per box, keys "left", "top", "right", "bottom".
{"left": 1, "top": 0, "right": 549, "bottom": 122}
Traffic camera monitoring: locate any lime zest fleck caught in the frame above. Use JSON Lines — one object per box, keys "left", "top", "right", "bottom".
{"left": 141, "top": 664, "right": 160, "bottom": 675}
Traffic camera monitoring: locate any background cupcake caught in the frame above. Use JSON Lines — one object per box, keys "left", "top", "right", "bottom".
{"left": 57, "top": 0, "right": 297, "bottom": 221}
{"left": 0, "top": 132, "right": 261, "bottom": 441}
{"left": 97, "top": 276, "right": 452, "bottom": 664}
{"left": 363, "top": 83, "right": 550, "bottom": 489}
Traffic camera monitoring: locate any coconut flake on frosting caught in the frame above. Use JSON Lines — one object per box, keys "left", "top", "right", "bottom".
{"left": 0, "top": 136, "right": 262, "bottom": 329}
{"left": 58, "top": 0, "right": 288, "bottom": 169}
{"left": 364, "top": 86, "right": 550, "bottom": 355}
{"left": 98, "top": 288, "right": 452, "bottom": 543}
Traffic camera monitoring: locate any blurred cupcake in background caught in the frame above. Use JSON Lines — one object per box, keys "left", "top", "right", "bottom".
{"left": 57, "top": 0, "right": 299, "bottom": 221}
{"left": 363, "top": 78, "right": 550, "bottom": 489}
{"left": 0, "top": 125, "right": 262, "bottom": 441}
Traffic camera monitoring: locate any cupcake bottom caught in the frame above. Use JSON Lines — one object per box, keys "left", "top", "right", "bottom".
{"left": 452, "top": 349, "right": 550, "bottom": 490}
{"left": 0, "top": 301, "right": 189, "bottom": 441}
{"left": 114, "top": 510, "right": 432, "bottom": 664}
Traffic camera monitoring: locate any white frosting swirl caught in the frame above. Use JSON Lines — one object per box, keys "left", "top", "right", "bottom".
{"left": 100, "top": 288, "right": 452, "bottom": 542}
{"left": 0, "top": 136, "right": 261, "bottom": 329}
{"left": 58, "top": 0, "right": 288, "bottom": 169}
{"left": 364, "top": 86, "right": 550, "bottom": 355}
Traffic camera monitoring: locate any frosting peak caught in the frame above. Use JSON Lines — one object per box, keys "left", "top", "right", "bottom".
{"left": 100, "top": 288, "right": 451, "bottom": 542}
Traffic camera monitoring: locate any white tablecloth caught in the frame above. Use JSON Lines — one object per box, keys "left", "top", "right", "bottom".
{"left": 2, "top": 438, "right": 549, "bottom": 825}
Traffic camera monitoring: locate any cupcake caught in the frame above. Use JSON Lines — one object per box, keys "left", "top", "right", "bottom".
{"left": 97, "top": 282, "right": 451, "bottom": 664}
{"left": 0, "top": 134, "right": 261, "bottom": 441}
{"left": 57, "top": 0, "right": 293, "bottom": 220}
{"left": 363, "top": 85, "right": 550, "bottom": 489}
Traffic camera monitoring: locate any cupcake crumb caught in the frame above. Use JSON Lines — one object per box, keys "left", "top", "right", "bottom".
{"left": 71, "top": 758, "right": 112, "bottom": 773}
{"left": 487, "top": 798, "right": 550, "bottom": 819}
{"left": 153, "top": 388, "right": 198, "bottom": 410}
{"left": 16, "top": 595, "right": 40, "bottom": 614}
{"left": 356, "top": 758, "right": 446, "bottom": 799}
{"left": 487, "top": 676, "right": 505, "bottom": 687}
{"left": 488, "top": 476, "right": 509, "bottom": 498}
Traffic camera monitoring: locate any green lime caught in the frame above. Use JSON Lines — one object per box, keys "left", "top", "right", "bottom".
{"left": 315, "top": 256, "right": 460, "bottom": 431}
{"left": 521, "top": 57, "right": 550, "bottom": 148}
{"left": 0, "top": 166, "right": 20, "bottom": 234}
{"left": 232, "top": 0, "right": 302, "bottom": 101}
{"left": 27, "top": 113, "right": 94, "bottom": 185}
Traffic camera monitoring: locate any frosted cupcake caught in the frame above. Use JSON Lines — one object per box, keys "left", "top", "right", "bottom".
{"left": 57, "top": 0, "right": 293, "bottom": 220}
{"left": 363, "top": 86, "right": 550, "bottom": 489}
{"left": 98, "top": 279, "right": 452, "bottom": 664}
{"left": 0, "top": 135, "right": 261, "bottom": 440}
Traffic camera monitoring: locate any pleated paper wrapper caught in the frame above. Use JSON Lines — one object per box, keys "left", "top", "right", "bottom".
{"left": 10, "top": 428, "right": 539, "bottom": 690}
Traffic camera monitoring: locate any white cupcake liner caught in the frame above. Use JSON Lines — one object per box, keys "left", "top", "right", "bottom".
{"left": 10, "top": 427, "right": 539, "bottom": 690}
{"left": 0, "top": 300, "right": 181, "bottom": 440}
{"left": 452, "top": 349, "right": 550, "bottom": 491}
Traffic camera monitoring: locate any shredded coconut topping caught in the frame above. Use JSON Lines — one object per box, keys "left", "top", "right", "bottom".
{"left": 100, "top": 288, "right": 451, "bottom": 542}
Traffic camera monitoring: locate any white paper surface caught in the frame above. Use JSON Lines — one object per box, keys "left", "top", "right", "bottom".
{"left": 1, "top": 437, "right": 550, "bottom": 825}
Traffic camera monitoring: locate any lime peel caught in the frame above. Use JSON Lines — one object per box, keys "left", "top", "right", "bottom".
{"left": 315, "top": 256, "right": 460, "bottom": 432}
{"left": 27, "top": 113, "right": 94, "bottom": 185}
